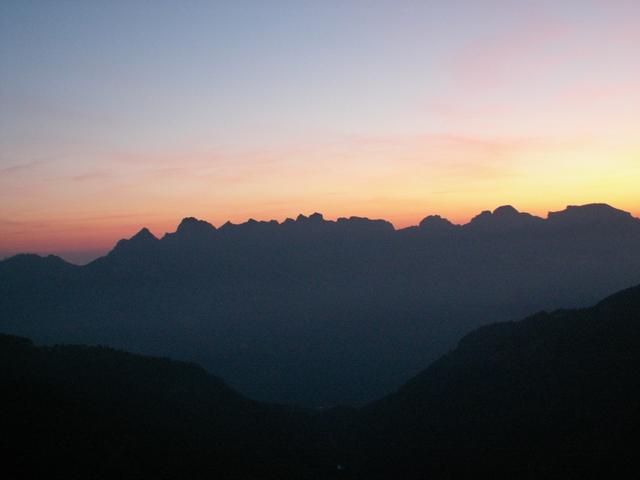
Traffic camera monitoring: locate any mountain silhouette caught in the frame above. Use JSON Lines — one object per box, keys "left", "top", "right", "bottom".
{"left": 2, "top": 282, "right": 639, "bottom": 478}
{"left": 467, "top": 204, "right": 545, "bottom": 231}
{"left": 418, "top": 214, "right": 458, "bottom": 232}
{"left": 547, "top": 203, "right": 638, "bottom": 231}
{"left": 350, "top": 283, "right": 640, "bottom": 478}
{"left": 0, "top": 333, "right": 316, "bottom": 479}
{"left": 1, "top": 203, "right": 639, "bottom": 406}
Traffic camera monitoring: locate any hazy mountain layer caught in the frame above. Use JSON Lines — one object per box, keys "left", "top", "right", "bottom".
{"left": 1, "top": 203, "right": 640, "bottom": 405}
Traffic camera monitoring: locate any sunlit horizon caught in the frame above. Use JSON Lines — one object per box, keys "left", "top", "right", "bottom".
{"left": 1, "top": 199, "right": 638, "bottom": 265}
{"left": 2, "top": 1, "right": 639, "bottom": 262}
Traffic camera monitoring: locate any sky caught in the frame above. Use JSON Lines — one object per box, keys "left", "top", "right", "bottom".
{"left": 1, "top": 0, "right": 639, "bottom": 263}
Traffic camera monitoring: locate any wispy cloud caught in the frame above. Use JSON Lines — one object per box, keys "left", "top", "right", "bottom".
{"left": 72, "top": 170, "right": 119, "bottom": 182}
{"left": 0, "top": 218, "right": 50, "bottom": 228}
{"left": 0, "top": 160, "right": 46, "bottom": 177}
{"left": 345, "top": 131, "right": 581, "bottom": 162}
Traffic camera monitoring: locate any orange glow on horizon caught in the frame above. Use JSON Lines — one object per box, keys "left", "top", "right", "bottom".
{"left": 2, "top": 197, "right": 638, "bottom": 264}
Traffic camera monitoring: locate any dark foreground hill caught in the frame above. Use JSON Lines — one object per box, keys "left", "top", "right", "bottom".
{"left": 354, "top": 283, "right": 640, "bottom": 478}
{"left": 2, "top": 283, "right": 640, "bottom": 479}
{"left": 2, "top": 203, "right": 640, "bottom": 405}
{"left": 0, "top": 334, "right": 343, "bottom": 479}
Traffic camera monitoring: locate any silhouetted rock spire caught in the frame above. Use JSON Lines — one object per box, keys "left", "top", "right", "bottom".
{"left": 296, "top": 212, "right": 325, "bottom": 223}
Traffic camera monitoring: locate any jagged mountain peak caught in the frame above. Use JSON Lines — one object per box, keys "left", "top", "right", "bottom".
{"left": 296, "top": 212, "right": 325, "bottom": 223}
{"left": 130, "top": 227, "right": 158, "bottom": 242}
{"left": 160, "top": 217, "right": 217, "bottom": 243}
{"left": 92, "top": 203, "right": 640, "bottom": 260}
{"left": 108, "top": 227, "right": 159, "bottom": 257}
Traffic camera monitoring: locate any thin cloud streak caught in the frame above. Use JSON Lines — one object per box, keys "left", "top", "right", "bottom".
{"left": 0, "top": 160, "right": 47, "bottom": 176}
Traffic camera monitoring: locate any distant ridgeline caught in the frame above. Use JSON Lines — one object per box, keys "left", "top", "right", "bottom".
{"left": 1, "top": 203, "right": 640, "bottom": 406}
{"left": 2, "top": 283, "right": 639, "bottom": 478}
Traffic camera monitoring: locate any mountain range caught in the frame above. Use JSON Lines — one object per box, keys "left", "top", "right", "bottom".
{"left": 2, "top": 203, "right": 640, "bottom": 405}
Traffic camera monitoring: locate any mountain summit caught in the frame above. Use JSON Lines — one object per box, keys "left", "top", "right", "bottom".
{"left": 109, "top": 227, "right": 159, "bottom": 257}
{"left": 468, "top": 205, "right": 544, "bottom": 230}
{"left": 164, "top": 217, "right": 217, "bottom": 242}
{"left": 548, "top": 203, "right": 637, "bottom": 229}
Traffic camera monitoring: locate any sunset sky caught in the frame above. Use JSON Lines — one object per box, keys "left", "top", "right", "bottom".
{"left": 1, "top": 0, "right": 639, "bottom": 263}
